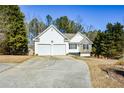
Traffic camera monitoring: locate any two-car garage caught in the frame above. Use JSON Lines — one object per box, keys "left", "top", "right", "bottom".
{"left": 34, "top": 25, "right": 68, "bottom": 56}
{"left": 36, "top": 44, "right": 66, "bottom": 56}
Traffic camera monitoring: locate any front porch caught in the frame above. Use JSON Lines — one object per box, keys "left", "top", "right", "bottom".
{"left": 68, "top": 43, "right": 92, "bottom": 56}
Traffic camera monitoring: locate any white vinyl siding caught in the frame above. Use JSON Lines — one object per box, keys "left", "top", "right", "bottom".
{"left": 34, "top": 25, "right": 67, "bottom": 55}
{"left": 70, "top": 32, "right": 83, "bottom": 42}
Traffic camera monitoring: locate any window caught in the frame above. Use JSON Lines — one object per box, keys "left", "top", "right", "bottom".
{"left": 69, "top": 43, "right": 77, "bottom": 49}
{"left": 83, "top": 44, "right": 89, "bottom": 50}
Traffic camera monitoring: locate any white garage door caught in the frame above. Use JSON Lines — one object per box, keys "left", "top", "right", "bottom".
{"left": 37, "top": 44, "right": 51, "bottom": 55}
{"left": 37, "top": 44, "right": 66, "bottom": 55}
{"left": 52, "top": 44, "right": 66, "bottom": 55}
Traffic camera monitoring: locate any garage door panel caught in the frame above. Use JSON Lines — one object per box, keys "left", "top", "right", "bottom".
{"left": 52, "top": 44, "right": 66, "bottom": 55}
{"left": 37, "top": 44, "right": 51, "bottom": 55}
{"left": 37, "top": 44, "right": 66, "bottom": 55}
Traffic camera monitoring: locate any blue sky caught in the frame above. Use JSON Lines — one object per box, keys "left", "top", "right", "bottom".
{"left": 20, "top": 5, "right": 124, "bottom": 31}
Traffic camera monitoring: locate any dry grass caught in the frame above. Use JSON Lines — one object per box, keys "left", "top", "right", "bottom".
{"left": 73, "top": 56, "right": 124, "bottom": 88}
{"left": 0, "top": 55, "right": 32, "bottom": 63}
{"left": 114, "top": 58, "right": 124, "bottom": 66}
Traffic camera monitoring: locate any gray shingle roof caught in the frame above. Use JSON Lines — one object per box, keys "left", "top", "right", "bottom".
{"left": 63, "top": 33, "right": 76, "bottom": 39}
{"left": 80, "top": 34, "right": 93, "bottom": 44}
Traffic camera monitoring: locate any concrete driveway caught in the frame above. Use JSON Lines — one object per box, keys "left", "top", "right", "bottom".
{"left": 0, "top": 56, "right": 92, "bottom": 88}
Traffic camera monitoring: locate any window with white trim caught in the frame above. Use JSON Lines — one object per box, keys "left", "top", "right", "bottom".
{"left": 83, "top": 44, "right": 89, "bottom": 50}
{"left": 69, "top": 43, "right": 77, "bottom": 49}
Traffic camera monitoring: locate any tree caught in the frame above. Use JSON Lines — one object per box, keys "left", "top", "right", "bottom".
{"left": 85, "top": 30, "right": 99, "bottom": 42}
{"left": 103, "top": 22, "right": 123, "bottom": 58}
{"left": 54, "top": 16, "right": 84, "bottom": 33}
{"left": 0, "top": 5, "right": 28, "bottom": 55}
{"left": 93, "top": 22, "right": 124, "bottom": 59}
{"left": 54, "top": 16, "right": 69, "bottom": 33}
{"left": 0, "top": 6, "right": 9, "bottom": 33}
{"left": 92, "top": 30, "right": 105, "bottom": 57}
{"left": 46, "top": 15, "right": 53, "bottom": 26}
{"left": 29, "top": 18, "right": 41, "bottom": 36}
{"left": 67, "top": 21, "right": 83, "bottom": 33}
{"left": 122, "top": 30, "right": 124, "bottom": 59}
{"left": 28, "top": 18, "right": 46, "bottom": 46}
{"left": 73, "top": 22, "right": 84, "bottom": 33}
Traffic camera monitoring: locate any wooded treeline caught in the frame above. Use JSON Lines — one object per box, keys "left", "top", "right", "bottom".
{"left": 27, "top": 15, "right": 84, "bottom": 45}
{"left": 93, "top": 23, "right": 124, "bottom": 59}
{"left": 0, "top": 5, "right": 123, "bottom": 59}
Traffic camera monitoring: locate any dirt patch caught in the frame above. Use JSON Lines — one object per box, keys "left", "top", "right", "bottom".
{"left": 0, "top": 55, "right": 32, "bottom": 63}
{"left": 101, "top": 65, "right": 124, "bottom": 84}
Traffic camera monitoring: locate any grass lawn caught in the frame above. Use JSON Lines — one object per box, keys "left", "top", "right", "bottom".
{"left": 73, "top": 56, "right": 124, "bottom": 88}
{"left": 0, "top": 55, "right": 32, "bottom": 63}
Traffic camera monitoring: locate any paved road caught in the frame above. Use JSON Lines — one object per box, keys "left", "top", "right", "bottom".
{"left": 0, "top": 56, "right": 92, "bottom": 88}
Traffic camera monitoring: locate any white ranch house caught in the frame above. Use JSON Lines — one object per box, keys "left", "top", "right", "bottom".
{"left": 33, "top": 25, "right": 93, "bottom": 56}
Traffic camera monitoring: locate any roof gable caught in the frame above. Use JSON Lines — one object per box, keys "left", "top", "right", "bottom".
{"left": 33, "top": 25, "right": 68, "bottom": 41}
{"left": 33, "top": 25, "right": 93, "bottom": 44}
{"left": 69, "top": 32, "right": 93, "bottom": 44}
{"left": 69, "top": 32, "right": 83, "bottom": 43}
{"left": 78, "top": 32, "right": 93, "bottom": 44}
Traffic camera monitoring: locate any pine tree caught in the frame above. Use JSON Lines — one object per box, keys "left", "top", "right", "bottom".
{"left": 54, "top": 16, "right": 84, "bottom": 33}
{"left": 46, "top": 15, "right": 53, "bottom": 26}
{"left": 93, "top": 22, "right": 124, "bottom": 59}
{"left": 28, "top": 18, "right": 46, "bottom": 46}
{"left": 93, "top": 30, "right": 105, "bottom": 57}
{"left": 105, "top": 22, "right": 123, "bottom": 58}
{"left": 0, "top": 5, "right": 28, "bottom": 55}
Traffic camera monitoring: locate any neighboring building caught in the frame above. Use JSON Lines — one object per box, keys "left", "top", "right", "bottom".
{"left": 33, "top": 25, "right": 93, "bottom": 56}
